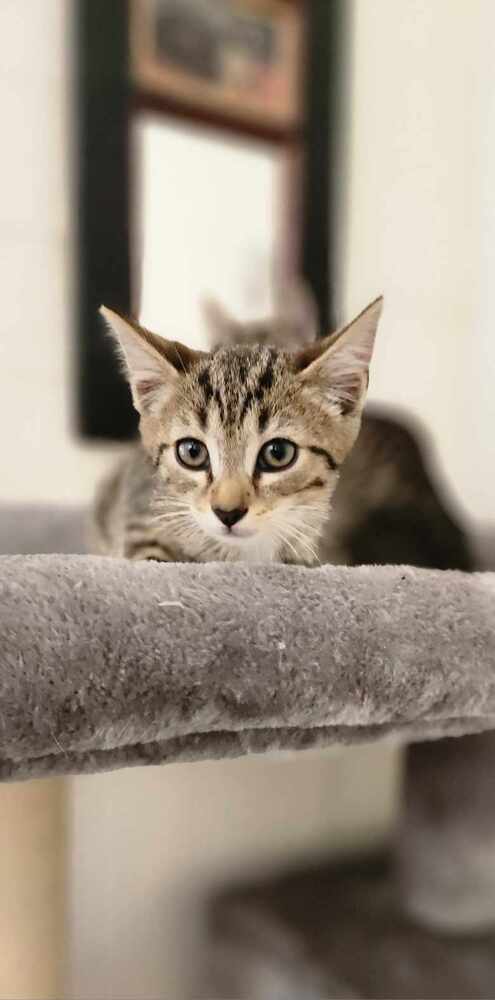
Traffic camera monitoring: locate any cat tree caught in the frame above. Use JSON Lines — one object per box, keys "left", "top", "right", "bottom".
{"left": 1, "top": 504, "right": 494, "bottom": 998}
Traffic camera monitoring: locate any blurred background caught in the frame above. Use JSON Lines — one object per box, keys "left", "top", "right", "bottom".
{"left": 1, "top": 0, "right": 494, "bottom": 997}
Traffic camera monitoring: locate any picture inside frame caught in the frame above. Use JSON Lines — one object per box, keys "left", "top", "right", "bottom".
{"left": 131, "top": 0, "right": 304, "bottom": 129}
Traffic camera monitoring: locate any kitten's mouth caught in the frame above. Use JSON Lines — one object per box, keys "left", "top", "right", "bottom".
{"left": 217, "top": 524, "right": 257, "bottom": 542}
{"left": 195, "top": 509, "right": 260, "bottom": 545}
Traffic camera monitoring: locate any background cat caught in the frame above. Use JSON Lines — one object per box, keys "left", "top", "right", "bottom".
{"left": 202, "top": 289, "right": 474, "bottom": 571}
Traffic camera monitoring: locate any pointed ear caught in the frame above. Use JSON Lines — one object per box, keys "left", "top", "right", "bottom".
{"left": 99, "top": 306, "right": 205, "bottom": 415}
{"left": 295, "top": 297, "right": 383, "bottom": 415}
{"left": 201, "top": 298, "right": 238, "bottom": 348}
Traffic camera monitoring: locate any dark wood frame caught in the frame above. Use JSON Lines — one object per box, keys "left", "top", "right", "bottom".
{"left": 301, "top": 0, "right": 335, "bottom": 333}
{"left": 133, "top": 89, "right": 303, "bottom": 146}
{"left": 74, "top": 0, "right": 341, "bottom": 440}
{"left": 74, "top": 0, "right": 137, "bottom": 439}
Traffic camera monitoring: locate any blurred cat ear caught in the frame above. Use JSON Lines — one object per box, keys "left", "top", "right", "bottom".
{"left": 295, "top": 297, "right": 383, "bottom": 414}
{"left": 201, "top": 298, "right": 239, "bottom": 348}
{"left": 273, "top": 277, "right": 319, "bottom": 344}
{"left": 99, "top": 306, "right": 205, "bottom": 415}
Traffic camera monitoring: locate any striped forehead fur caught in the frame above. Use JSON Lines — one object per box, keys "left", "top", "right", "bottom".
{"left": 192, "top": 344, "right": 282, "bottom": 431}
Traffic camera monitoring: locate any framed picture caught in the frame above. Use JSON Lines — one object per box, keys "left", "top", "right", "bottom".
{"left": 131, "top": 0, "right": 304, "bottom": 139}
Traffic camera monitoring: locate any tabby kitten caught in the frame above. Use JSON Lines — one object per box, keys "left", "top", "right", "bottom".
{"left": 95, "top": 298, "right": 382, "bottom": 565}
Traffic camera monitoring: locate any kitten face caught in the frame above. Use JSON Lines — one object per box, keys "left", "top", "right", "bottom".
{"left": 101, "top": 299, "right": 382, "bottom": 564}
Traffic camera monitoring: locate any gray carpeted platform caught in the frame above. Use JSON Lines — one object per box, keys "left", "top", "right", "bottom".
{"left": 0, "top": 552, "right": 494, "bottom": 781}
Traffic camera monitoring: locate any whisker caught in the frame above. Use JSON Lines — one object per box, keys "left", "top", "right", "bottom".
{"left": 291, "top": 507, "right": 328, "bottom": 523}
{"left": 294, "top": 505, "right": 328, "bottom": 515}
{"left": 151, "top": 501, "right": 191, "bottom": 514}
{"left": 286, "top": 525, "right": 319, "bottom": 552}
{"left": 288, "top": 511, "right": 327, "bottom": 534}
{"left": 273, "top": 528, "right": 300, "bottom": 562}
{"left": 280, "top": 522, "right": 320, "bottom": 564}
{"left": 150, "top": 512, "right": 191, "bottom": 524}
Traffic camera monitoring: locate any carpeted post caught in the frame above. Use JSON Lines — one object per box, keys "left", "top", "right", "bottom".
{"left": 398, "top": 733, "right": 495, "bottom": 932}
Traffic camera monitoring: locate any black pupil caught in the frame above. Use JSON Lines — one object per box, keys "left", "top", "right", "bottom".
{"left": 188, "top": 441, "right": 202, "bottom": 461}
{"left": 269, "top": 441, "right": 286, "bottom": 462}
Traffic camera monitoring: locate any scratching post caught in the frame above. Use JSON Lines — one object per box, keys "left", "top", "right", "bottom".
{"left": 399, "top": 733, "right": 495, "bottom": 932}
{"left": 397, "top": 526, "right": 495, "bottom": 936}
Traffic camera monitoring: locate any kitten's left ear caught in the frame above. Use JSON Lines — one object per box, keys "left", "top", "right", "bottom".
{"left": 295, "top": 297, "right": 383, "bottom": 415}
{"left": 100, "top": 306, "right": 205, "bottom": 415}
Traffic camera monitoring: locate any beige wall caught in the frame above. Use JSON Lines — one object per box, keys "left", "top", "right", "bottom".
{"left": 0, "top": 3, "right": 124, "bottom": 509}
{"left": 0, "top": 781, "right": 67, "bottom": 999}
{"left": 340, "top": 0, "right": 495, "bottom": 524}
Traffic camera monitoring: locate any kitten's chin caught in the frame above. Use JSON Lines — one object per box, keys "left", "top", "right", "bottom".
{"left": 221, "top": 532, "right": 279, "bottom": 563}
{"left": 207, "top": 524, "right": 266, "bottom": 551}
{"left": 213, "top": 526, "right": 257, "bottom": 543}
{"left": 194, "top": 511, "right": 278, "bottom": 561}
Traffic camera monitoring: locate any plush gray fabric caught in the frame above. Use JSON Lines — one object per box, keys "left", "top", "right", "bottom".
{"left": 0, "top": 551, "right": 494, "bottom": 782}
{"left": 398, "top": 732, "right": 495, "bottom": 932}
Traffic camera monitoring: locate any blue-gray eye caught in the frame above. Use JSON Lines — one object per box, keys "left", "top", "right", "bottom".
{"left": 257, "top": 438, "right": 297, "bottom": 472}
{"left": 176, "top": 438, "right": 209, "bottom": 470}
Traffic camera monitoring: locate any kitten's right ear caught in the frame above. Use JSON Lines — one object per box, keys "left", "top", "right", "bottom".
{"left": 295, "top": 297, "right": 383, "bottom": 416}
{"left": 99, "top": 306, "right": 205, "bottom": 415}
{"left": 201, "top": 298, "right": 238, "bottom": 348}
